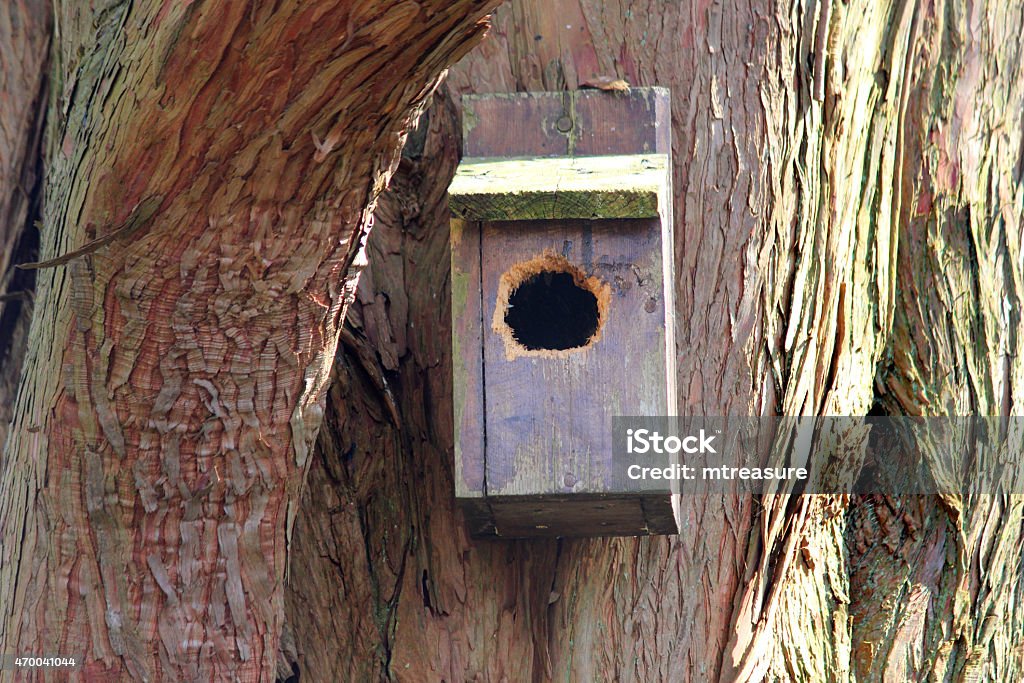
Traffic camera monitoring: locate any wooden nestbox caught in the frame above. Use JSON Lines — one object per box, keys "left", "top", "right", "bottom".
{"left": 449, "top": 88, "right": 678, "bottom": 538}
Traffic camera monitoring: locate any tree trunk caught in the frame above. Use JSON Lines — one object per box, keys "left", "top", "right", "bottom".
{"left": 0, "top": 0, "right": 47, "bottom": 463}
{"left": 285, "top": 1, "right": 1024, "bottom": 681}
{"left": 2, "top": 0, "right": 1022, "bottom": 681}
{"left": 0, "top": 1, "right": 498, "bottom": 680}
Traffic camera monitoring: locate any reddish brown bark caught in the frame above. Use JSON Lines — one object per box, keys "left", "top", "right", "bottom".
{"left": 0, "top": 1, "right": 499, "bottom": 680}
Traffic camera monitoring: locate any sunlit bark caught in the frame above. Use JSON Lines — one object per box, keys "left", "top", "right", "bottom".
{"left": 0, "top": 1, "right": 497, "bottom": 679}
{"left": 286, "top": 1, "right": 1024, "bottom": 681}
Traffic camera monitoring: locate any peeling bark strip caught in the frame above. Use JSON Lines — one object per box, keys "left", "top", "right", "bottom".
{"left": 812, "top": 0, "right": 833, "bottom": 102}
{"left": 284, "top": 1, "right": 1024, "bottom": 681}
{"left": 0, "top": 1, "right": 500, "bottom": 680}
{"left": 16, "top": 195, "right": 163, "bottom": 270}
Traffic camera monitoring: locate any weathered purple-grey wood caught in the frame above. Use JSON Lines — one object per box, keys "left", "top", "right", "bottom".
{"left": 463, "top": 88, "right": 671, "bottom": 158}
{"left": 479, "top": 218, "right": 675, "bottom": 535}
{"left": 450, "top": 217, "right": 494, "bottom": 536}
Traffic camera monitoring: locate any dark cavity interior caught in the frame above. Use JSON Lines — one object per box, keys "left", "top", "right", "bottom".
{"left": 504, "top": 270, "right": 600, "bottom": 351}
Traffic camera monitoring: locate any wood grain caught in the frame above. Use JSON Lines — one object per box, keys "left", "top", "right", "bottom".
{"left": 463, "top": 87, "right": 671, "bottom": 157}
{"left": 479, "top": 218, "right": 676, "bottom": 536}
{"left": 450, "top": 217, "right": 493, "bottom": 536}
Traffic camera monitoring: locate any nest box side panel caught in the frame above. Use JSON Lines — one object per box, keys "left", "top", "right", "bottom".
{"left": 480, "top": 219, "right": 672, "bottom": 500}
{"left": 450, "top": 218, "right": 493, "bottom": 536}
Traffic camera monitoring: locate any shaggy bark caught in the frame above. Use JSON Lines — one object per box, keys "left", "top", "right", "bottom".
{"left": 0, "top": 0, "right": 47, "bottom": 461}
{"left": 0, "top": 1, "right": 498, "bottom": 680}
{"left": 1, "top": 0, "right": 1021, "bottom": 681}
{"left": 285, "top": 1, "right": 1024, "bottom": 681}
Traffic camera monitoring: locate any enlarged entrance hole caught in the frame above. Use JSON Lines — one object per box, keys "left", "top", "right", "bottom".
{"left": 493, "top": 252, "right": 610, "bottom": 360}
{"left": 505, "top": 271, "right": 599, "bottom": 351}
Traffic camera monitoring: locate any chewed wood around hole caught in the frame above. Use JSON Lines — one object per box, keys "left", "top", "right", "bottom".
{"left": 492, "top": 252, "right": 611, "bottom": 360}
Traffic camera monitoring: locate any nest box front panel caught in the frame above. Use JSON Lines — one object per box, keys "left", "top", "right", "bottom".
{"left": 481, "top": 218, "right": 670, "bottom": 499}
